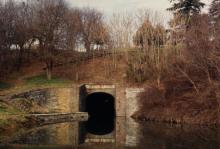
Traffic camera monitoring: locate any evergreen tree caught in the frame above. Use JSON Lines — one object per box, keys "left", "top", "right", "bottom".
{"left": 210, "top": 0, "right": 220, "bottom": 23}
{"left": 167, "top": 0, "right": 205, "bottom": 19}
{"left": 210, "top": 0, "right": 220, "bottom": 46}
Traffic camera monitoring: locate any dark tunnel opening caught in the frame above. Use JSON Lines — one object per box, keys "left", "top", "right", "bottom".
{"left": 85, "top": 92, "right": 116, "bottom": 135}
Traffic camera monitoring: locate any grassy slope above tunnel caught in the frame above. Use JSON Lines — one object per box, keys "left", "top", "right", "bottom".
{"left": 0, "top": 51, "right": 130, "bottom": 95}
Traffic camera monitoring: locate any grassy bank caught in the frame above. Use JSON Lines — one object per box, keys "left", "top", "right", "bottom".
{"left": 0, "top": 82, "right": 12, "bottom": 91}
{"left": 25, "top": 75, "right": 72, "bottom": 86}
{"left": 0, "top": 101, "right": 26, "bottom": 135}
{"left": 0, "top": 74, "right": 73, "bottom": 121}
{"left": 0, "top": 75, "right": 73, "bottom": 96}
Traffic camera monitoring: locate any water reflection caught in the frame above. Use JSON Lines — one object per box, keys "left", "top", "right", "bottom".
{"left": 86, "top": 118, "right": 115, "bottom": 135}
{"left": 137, "top": 122, "right": 220, "bottom": 149}
{"left": 1, "top": 118, "right": 220, "bottom": 149}
{"left": 11, "top": 122, "right": 80, "bottom": 146}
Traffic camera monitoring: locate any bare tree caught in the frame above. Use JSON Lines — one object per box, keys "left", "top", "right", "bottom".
{"left": 0, "top": 0, "right": 20, "bottom": 77}
{"left": 128, "top": 16, "right": 167, "bottom": 86}
{"left": 65, "top": 8, "right": 82, "bottom": 51}
{"left": 185, "top": 14, "right": 215, "bottom": 84}
{"left": 33, "top": 0, "right": 68, "bottom": 80}
{"left": 0, "top": 0, "right": 17, "bottom": 50}
{"left": 80, "top": 8, "right": 109, "bottom": 52}
{"left": 0, "top": 1, "right": 3, "bottom": 51}
{"left": 13, "top": 1, "right": 35, "bottom": 69}
{"left": 108, "top": 12, "right": 135, "bottom": 49}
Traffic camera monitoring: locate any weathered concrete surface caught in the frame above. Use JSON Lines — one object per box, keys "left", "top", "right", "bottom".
{"left": 11, "top": 87, "right": 79, "bottom": 113}
{"left": 80, "top": 85, "right": 143, "bottom": 117}
{"left": 115, "top": 117, "right": 126, "bottom": 146}
{"left": 26, "top": 112, "right": 88, "bottom": 125}
{"left": 116, "top": 86, "right": 126, "bottom": 117}
{"left": 85, "top": 84, "right": 116, "bottom": 95}
{"left": 125, "top": 88, "right": 144, "bottom": 117}
{"left": 85, "top": 132, "right": 115, "bottom": 143}
{"left": 125, "top": 118, "right": 141, "bottom": 147}
{"left": 10, "top": 85, "right": 144, "bottom": 121}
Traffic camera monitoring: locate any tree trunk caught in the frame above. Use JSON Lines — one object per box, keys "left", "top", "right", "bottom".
{"left": 206, "top": 69, "right": 212, "bottom": 84}
{"left": 85, "top": 42, "right": 91, "bottom": 53}
{"left": 46, "top": 67, "right": 52, "bottom": 80}
{"left": 16, "top": 46, "right": 24, "bottom": 71}
{"left": 46, "top": 61, "right": 53, "bottom": 80}
{"left": 177, "top": 66, "right": 199, "bottom": 94}
{"left": 157, "top": 75, "right": 161, "bottom": 88}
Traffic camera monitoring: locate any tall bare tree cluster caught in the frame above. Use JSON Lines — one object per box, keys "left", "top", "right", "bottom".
{"left": 0, "top": 0, "right": 110, "bottom": 80}
{"left": 127, "top": 0, "right": 220, "bottom": 91}
{"left": 127, "top": 14, "right": 168, "bottom": 86}
{"left": 108, "top": 12, "right": 135, "bottom": 49}
{"left": 166, "top": 0, "right": 220, "bottom": 95}
{"left": 133, "top": 0, "right": 220, "bottom": 123}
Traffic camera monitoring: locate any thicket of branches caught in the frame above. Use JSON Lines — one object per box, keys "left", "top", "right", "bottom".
{"left": 1, "top": 0, "right": 220, "bottom": 91}
{"left": 127, "top": 0, "right": 220, "bottom": 88}
{"left": 0, "top": 0, "right": 110, "bottom": 80}
{"left": 134, "top": 0, "right": 220, "bottom": 122}
{"left": 1, "top": 0, "right": 153, "bottom": 81}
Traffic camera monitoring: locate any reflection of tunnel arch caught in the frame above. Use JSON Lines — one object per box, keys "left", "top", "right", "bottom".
{"left": 85, "top": 92, "right": 116, "bottom": 135}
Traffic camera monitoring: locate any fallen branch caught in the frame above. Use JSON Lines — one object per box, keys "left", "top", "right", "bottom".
{"left": 176, "top": 66, "right": 200, "bottom": 94}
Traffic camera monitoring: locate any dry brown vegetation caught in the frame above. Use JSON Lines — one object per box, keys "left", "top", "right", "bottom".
{"left": 133, "top": 12, "right": 220, "bottom": 124}
{"left": 0, "top": 0, "right": 111, "bottom": 80}
{"left": 1, "top": 0, "right": 220, "bottom": 126}
{"left": 53, "top": 52, "right": 127, "bottom": 84}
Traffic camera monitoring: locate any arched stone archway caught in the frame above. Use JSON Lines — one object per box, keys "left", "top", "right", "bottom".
{"left": 85, "top": 92, "right": 116, "bottom": 119}
{"left": 79, "top": 84, "right": 116, "bottom": 114}
{"left": 85, "top": 92, "right": 116, "bottom": 135}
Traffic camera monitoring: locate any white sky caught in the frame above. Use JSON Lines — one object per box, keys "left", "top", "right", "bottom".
{"left": 13, "top": 0, "right": 212, "bottom": 15}
{"left": 69, "top": 0, "right": 212, "bottom": 15}
{"left": 69, "top": 0, "right": 212, "bottom": 25}
{"left": 14, "top": 0, "right": 212, "bottom": 24}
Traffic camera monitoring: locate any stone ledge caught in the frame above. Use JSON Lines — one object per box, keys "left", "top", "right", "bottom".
{"left": 26, "top": 112, "right": 89, "bottom": 125}
{"left": 85, "top": 84, "right": 116, "bottom": 89}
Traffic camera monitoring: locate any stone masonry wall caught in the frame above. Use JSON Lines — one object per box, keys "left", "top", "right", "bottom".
{"left": 10, "top": 86, "right": 143, "bottom": 118}
{"left": 125, "top": 88, "right": 144, "bottom": 117}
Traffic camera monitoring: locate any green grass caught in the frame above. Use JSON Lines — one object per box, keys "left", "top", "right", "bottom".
{"left": 0, "top": 75, "right": 72, "bottom": 96}
{"left": 0, "top": 103, "right": 24, "bottom": 115}
{"left": 25, "top": 75, "right": 72, "bottom": 86}
{"left": 0, "top": 119, "right": 10, "bottom": 127}
{"left": 0, "top": 82, "right": 12, "bottom": 90}
{"left": 0, "top": 105, "right": 8, "bottom": 113}
{"left": 0, "top": 103, "right": 25, "bottom": 129}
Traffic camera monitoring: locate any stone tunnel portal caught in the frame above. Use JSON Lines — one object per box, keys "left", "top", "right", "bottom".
{"left": 85, "top": 92, "right": 116, "bottom": 135}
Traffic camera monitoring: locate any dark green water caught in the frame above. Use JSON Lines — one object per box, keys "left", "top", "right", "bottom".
{"left": 0, "top": 118, "right": 220, "bottom": 149}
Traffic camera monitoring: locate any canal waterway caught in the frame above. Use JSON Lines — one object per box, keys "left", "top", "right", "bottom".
{"left": 0, "top": 117, "right": 219, "bottom": 149}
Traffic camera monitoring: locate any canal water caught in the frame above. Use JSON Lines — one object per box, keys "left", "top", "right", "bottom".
{"left": 0, "top": 117, "right": 220, "bottom": 149}
{"left": 1, "top": 88, "right": 220, "bottom": 148}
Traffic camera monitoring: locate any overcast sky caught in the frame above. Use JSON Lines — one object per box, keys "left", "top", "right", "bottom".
{"left": 68, "top": 0, "right": 212, "bottom": 25}
{"left": 14, "top": 0, "right": 212, "bottom": 24}
{"left": 14, "top": 0, "right": 212, "bottom": 16}
{"left": 69, "top": 0, "right": 212, "bottom": 15}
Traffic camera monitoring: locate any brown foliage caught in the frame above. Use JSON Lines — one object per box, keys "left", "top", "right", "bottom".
{"left": 134, "top": 14, "right": 220, "bottom": 124}
{"left": 0, "top": 0, "right": 111, "bottom": 80}
{"left": 138, "top": 85, "right": 166, "bottom": 109}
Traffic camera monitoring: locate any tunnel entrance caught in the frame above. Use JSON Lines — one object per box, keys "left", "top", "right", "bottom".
{"left": 85, "top": 92, "right": 116, "bottom": 135}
